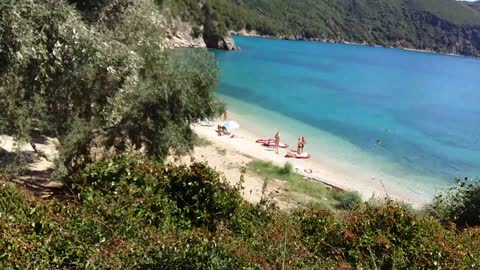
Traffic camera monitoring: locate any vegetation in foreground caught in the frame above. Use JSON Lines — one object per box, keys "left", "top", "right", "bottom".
{"left": 1, "top": 156, "right": 480, "bottom": 269}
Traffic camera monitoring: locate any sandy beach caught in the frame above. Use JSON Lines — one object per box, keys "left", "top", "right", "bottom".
{"left": 191, "top": 115, "right": 431, "bottom": 208}
{"left": 1, "top": 117, "right": 430, "bottom": 208}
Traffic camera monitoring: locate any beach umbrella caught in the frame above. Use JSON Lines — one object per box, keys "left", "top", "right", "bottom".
{"left": 223, "top": 120, "right": 240, "bottom": 130}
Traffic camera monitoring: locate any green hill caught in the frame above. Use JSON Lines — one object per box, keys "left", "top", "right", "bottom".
{"left": 410, "top": 0, "right": 480, "bottom": 25}
{"left": 204, "top": 0, "right": 480, "bottom": 56}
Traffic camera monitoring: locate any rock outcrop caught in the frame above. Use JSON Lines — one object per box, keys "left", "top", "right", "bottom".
{"left": 161, "top": 2, "right": 237, "bottom": 51}
{"left": 202, "top": 7, "right": 236, "bottom": 50}
{"left": 203, "top": 31, "right": 236, "bottom": 50}
{"left": 163, "top": 17, "right": 206, "bottom": 49}
{"left": 162, "top": 15, "right": 236, "bottom": 51}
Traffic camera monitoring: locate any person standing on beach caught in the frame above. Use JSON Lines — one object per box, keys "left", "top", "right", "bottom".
{"left": 274, "top": 131, "right": 280, "bottom": 154}
{"left": 300, "top": 136, "right": 307, "bottom": 153}
{"left": 223, "top": 109, "right": 228, "bottom": 121}
{"left": 297, "top": 138, "right": 302, "bottom": 154}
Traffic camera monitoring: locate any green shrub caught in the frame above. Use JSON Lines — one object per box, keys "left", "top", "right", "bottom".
{"left": 334, "top": 191, "right": 362, "bottom": 210}
{"left": 297, "top": 201, "right": 480, "bottom": 269}
{"left": 137, "top": 230, "right": 248, "bottom": 269}
{"left": 1, "top": 162, "right": 480, "bottom": 269}
{"left": 279, "top": 161, "right": 293, "bottom": 175}
{"left": 192, "top": 25, "right": 202, "bottom": 38}
{"left": 432, "top": 178, "right": 480, "bottom": 228}
{"left": 0, "top": 159, "right": 261, "bottom": 268}
{"left": 298, "top": 208, "right": 341, "bottom": 257}
{"left": 71, "top": 156, "right": 270, "bottom": 234}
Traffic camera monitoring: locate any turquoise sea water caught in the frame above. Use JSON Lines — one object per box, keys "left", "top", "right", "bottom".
{"left": 213, "top": 36, "right": 480, "bottom": 198}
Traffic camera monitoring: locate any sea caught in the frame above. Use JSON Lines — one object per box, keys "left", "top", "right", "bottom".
{"left": 212, "top": 35, "right": 480, "bottom": 200}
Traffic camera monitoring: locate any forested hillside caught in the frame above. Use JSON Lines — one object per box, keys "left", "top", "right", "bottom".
{"left": 205, "top": 0, "right": 480, "bottom": 56}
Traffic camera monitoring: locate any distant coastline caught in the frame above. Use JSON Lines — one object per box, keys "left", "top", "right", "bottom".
{"left": 229, "top": 29, "right": 467, "bottom": 58}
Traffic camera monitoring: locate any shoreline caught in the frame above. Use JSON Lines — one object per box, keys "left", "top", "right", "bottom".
{"left": 229, "top": 30, "right": 468, "bottom": 59}
{"left": 193, "top": 113, "right": 431, "bottom": 208}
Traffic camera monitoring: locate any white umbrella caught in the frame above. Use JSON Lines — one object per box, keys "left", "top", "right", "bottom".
{"left": 223, "top": 120, "right": 240, "bottom": 130}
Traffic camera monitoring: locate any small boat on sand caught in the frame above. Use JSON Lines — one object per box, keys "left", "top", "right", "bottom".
{"left": 256, "top": 139, "right": 289, "bottom": 148}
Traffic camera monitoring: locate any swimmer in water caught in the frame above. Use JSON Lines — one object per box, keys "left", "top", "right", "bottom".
{"left": 376, "top": 139, "right": 381, "bottom": 146}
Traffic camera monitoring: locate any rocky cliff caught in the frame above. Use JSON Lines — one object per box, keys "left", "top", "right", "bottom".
{"left": 162, "top": 4, "right": 236, "bottom": 51}
{"left": 163, "top": 17, "right": 207, "bottom": 49}
{"left": 203, "top": 13, "right": 236, "bottom": 50}
{"left": 164, "top": 22, "right": 236, "bottom": 51}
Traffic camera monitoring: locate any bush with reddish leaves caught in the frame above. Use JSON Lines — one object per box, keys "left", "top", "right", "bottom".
{"left": 298, "top": 202, "right": 480, "bottom": 269}
{"left": 1, "top": 156, "right": 479, "bottom": 269}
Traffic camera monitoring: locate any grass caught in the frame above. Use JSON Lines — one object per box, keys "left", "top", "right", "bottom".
{"left": 334, "top": 191, "right": 362, "bottom": 210}
{"left": 248, "top": 160, "right": 363, "bottom": 210}
{"left": 248, "top": 160, "right": 336, "bottom": 208}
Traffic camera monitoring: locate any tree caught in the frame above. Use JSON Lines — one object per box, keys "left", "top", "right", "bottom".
{"left": 0, "top": 0, "right": 223, "bottom": 174}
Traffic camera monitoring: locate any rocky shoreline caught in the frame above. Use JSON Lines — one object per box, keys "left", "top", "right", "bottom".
{"left": 229, "top": 29, "right": 466, "bottom": 58}
{"left": 164, "top": 22, "right": 465, "bottom": 58}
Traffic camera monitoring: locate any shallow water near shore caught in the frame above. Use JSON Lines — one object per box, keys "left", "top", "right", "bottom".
{"left": 213, "top": 36, "right": 480, "bottom": 200}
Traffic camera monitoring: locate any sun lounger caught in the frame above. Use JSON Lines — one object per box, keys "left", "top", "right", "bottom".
{"left": 197, "top": 118, "right": 214, "bottom": 127}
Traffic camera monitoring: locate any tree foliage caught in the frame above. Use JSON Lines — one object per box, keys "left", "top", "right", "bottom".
{"left": 0, "top": 0, "right": 223, "bottom": 174}
{"left": 1, "top": 157, "right": 479, "bottom": 268}
{"left": 431, "top": 178, "right": 480, "bottom": 228}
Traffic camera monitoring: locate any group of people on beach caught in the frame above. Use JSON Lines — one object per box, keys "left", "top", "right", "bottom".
{"left": 222, "top": 109, "right": 308, "bottom": 155}
{"left": 297, "top": 136, "right": 307, "bottom": 154}
{"left": 217, "top": 125, "right": 230, "bottom": 136}
{"left": 272, "top": 131, "right": 306, "bottom": 155}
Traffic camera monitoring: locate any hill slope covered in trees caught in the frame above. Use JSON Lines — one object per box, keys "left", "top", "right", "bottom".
{"left": 203, "top": 0, "right": 480, "bottom": 56}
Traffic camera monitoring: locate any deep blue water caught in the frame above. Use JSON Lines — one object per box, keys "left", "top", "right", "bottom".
{"left": 213, "top": 36, "right": 480, "bottom": 190}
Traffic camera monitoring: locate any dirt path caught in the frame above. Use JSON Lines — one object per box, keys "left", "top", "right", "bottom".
{"left": 1, "top": 135, "right": 65, "bottom": 198}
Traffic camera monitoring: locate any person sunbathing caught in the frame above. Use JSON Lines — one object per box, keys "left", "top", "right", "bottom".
{"left": 217, "top": 125, "right": 224, "bottom": 136}
{"left": 216, "top": 125, "right": 231, "bottom": 136}
{"left": 222, "top": 126, "right": 230, "bottom": 135}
